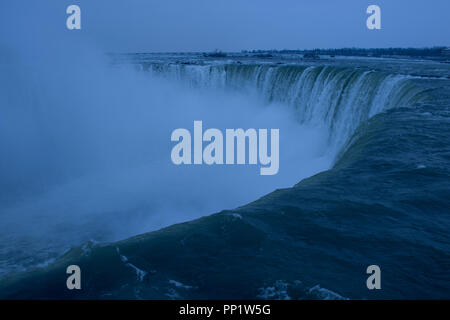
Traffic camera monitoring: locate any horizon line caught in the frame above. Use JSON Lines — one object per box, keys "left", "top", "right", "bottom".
{"left": 107, "top": 46, "right": 450, "bottom": 55}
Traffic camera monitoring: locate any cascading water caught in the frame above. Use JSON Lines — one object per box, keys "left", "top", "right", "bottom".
{"left": 1, "top": 54, "right": 449, "bottom": 299}
{"left": 143, "top": 63, "right": 426, "bottom": 156}
{"left": 0, "top": 57, "right": 429, "bottom": 280}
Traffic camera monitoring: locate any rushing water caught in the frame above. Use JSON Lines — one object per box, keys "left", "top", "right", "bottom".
{"left": 0, "top": 53, "right": 449, "bottom": 299}
{"left": 144, "top": 62, "right": 427, "bottom": 156}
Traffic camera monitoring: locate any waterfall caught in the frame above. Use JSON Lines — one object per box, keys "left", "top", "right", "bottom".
{"left": 144, "top": 63, "right": 425, "bottom": 155}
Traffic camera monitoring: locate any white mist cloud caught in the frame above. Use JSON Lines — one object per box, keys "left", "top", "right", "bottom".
{"left": 0, "top": 3, "right": 332, "bottom": 274}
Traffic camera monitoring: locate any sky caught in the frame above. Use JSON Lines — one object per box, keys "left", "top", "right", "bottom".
{"left": 1, "top": 0, "right": 449, "bottom": 52}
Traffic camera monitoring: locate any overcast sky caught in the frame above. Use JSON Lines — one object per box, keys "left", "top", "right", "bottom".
{"left": 1, "top": 0, "right": 449, "bottom": 53}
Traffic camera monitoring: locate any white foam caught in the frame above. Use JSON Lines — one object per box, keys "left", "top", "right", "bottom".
{"left": 116, "top": 247, "right": 147, "bottom": 282}
{"left": 308, "top": 284, "right": 348, "bottom": 300}
{"left": 169, "top": 279, "right": 195, "bottom": 289}
{"left": 257, "top": 280, "right": 291, "bottom": 300}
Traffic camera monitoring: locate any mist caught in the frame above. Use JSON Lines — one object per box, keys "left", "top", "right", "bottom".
{"left": 0, "top": 16, "right": 333, "bottom": 274}
{"left": 3, "top": 0, "right": 433, "bottom": 275}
